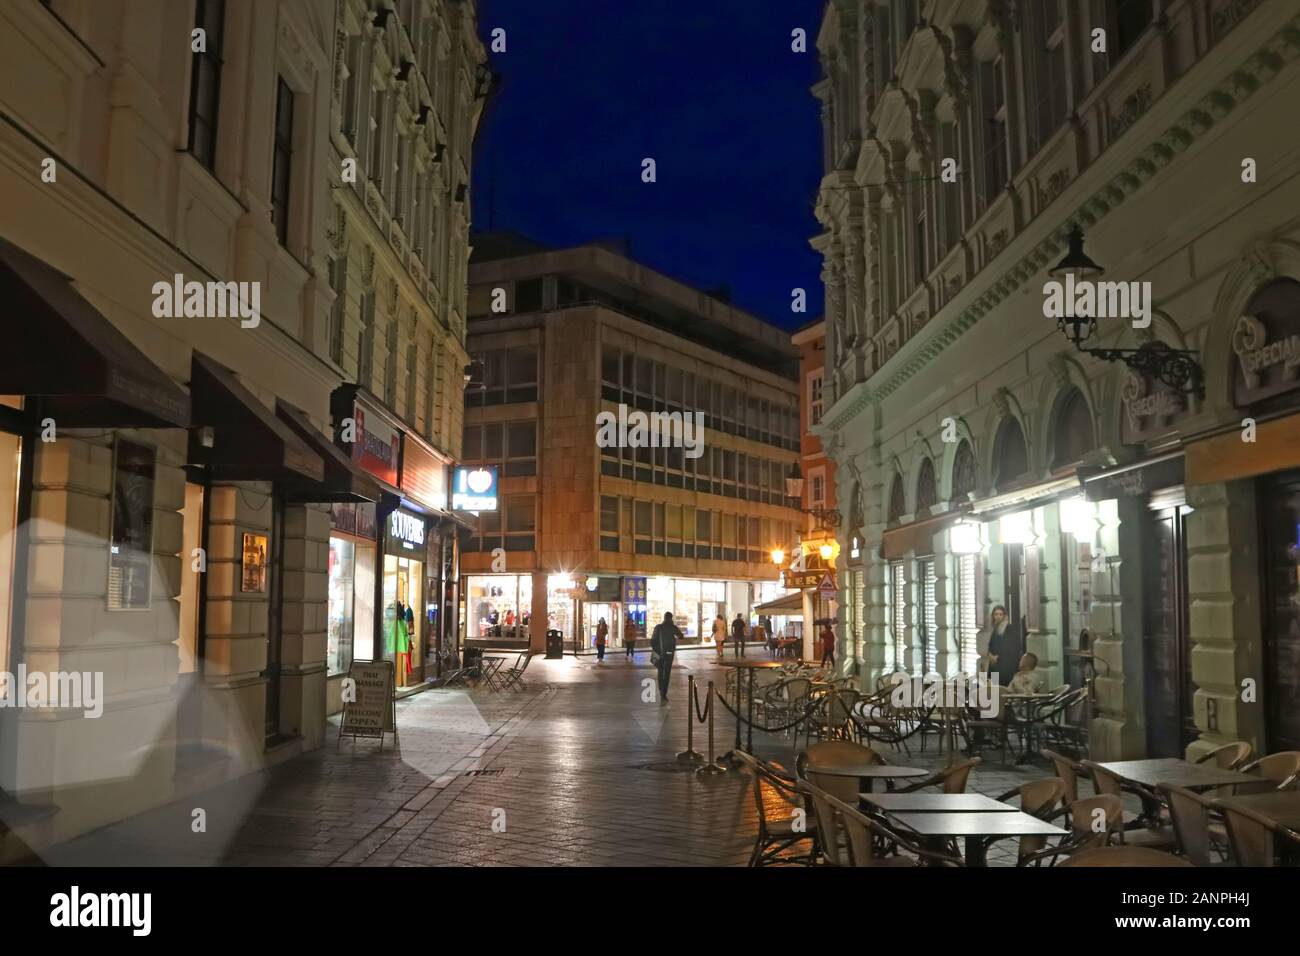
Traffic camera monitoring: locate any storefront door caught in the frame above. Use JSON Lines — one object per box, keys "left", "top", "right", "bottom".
{"left": 1142, "top": 505, "right": 1194, "bottom": 757}
{"left": 1259, "top": 476, "right": 1300, "bottom": 754}
{"left": 585, "top": 603, "right": 618, "bottom": 650}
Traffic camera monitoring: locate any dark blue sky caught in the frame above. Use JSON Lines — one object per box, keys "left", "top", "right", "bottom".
{"left": 471, "top": 0, "right": 827, "bottom": 331}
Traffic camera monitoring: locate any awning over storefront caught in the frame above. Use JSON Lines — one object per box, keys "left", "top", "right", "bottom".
{"left": 1185, "top": 413, "right": 1300, "bottom": 485}
{"left": 880, "top": 507, "right": 970, "bottom": 560}
{"left": 968, "top": 475, "right": 1081, "bottom": 517}
{"left": 753, "top": 592, "right": 802, "bottom": 615}
{"left": 1079, "top": 452, "right": 1185, "bottom": 501}
{"left": 275, "top": 400, "right": 388, "bottom": 503}
{"left": 188, "top": 352, "right": 325, "bottom": 482}
{"left": 0, "top": 237, "right": 190, "bottom": 427}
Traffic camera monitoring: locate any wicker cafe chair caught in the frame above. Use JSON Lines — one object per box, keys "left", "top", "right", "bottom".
{"left": 852, "top": 687, "right": 914, "bottom": 757}
{"left": 1042, "top": 748, "right": 1085, "bottom": 804}
{"left": 1158, "top": 783, "right": 1230, "bottom": 867}
{"left": 817, "top": 789, "right": 965, "bottom": 868}
{"left": 736, "top": 750, "right": 816, "bottom": 867}
{"left": 977, "top": 777, "right": 1068, "bottom": 864}
{"left": 804, "top": 688, "right": 863, "bottom": 747}
{"left": 1213, "top": 798, "right": 1300, "bottom": 867}
{"left": 1236, "top": 751, "right": 1300, "bottom": 795}
{"left": 777, "top": 678, "right": 815, "bottom": 739}
{"left": 895, "top": 757, "right": 981, "bottom": 795}
{"left": 1018, "top": 794, "right": 1124, "bottom": 867}
{"left": 1057, "top": 846, "right": 1195, "bottom": 868}
{"left": 1195, "top": 741, "right": 1253, "bottom": 771}
{"left": 1037, "top": 686, "right": 1090, "bottom": 757}
{"left": 1083, "top": 760, "right": 1177, "bottom": 848}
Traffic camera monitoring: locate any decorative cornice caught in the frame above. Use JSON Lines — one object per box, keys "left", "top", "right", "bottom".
{"left": 823, "top": 14, "right": 1300, "bottom": 432}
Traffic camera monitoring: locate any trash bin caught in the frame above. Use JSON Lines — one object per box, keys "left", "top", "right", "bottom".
{"left": 545, "top": 629, "right": 563, "bottom": 659}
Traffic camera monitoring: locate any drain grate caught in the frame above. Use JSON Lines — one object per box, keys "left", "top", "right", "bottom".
{"left": 464, "top": 768, "right": 504, "bottom": 777}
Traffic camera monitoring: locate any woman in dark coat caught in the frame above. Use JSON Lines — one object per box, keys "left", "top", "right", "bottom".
{"left": 984, "top": 604, "right": 1022, "bottom": 688}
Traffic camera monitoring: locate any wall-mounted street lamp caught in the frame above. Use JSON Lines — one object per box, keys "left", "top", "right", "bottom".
{"left": 1050, "top": 224, "right": 1203, "bottom": 397}
{"left": 769, "top": 548, "right": 785, "bottom": 566}
{"left": 784, "top": 462, "right": 841, "bottom": 531}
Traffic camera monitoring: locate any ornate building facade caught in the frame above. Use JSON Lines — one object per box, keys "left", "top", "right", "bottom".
{"left": 812, "top": 0, "right": 1300, "bottom": 761}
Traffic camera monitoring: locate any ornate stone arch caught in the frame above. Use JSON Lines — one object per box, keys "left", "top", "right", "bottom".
{"left": 979, "top": 387, "right": 1030, "bottom": 491}
{"left": 1034, "top": 355, "right": 1099, "bottom": 472}
{"left": 1205, "top": 238, "right": 1300, "bottom": 416}
{"left": 884, "top": 462, "right": 908, "bottom": 527}
{"left": 935, "top": 415, "right": 978, "bottom": 501}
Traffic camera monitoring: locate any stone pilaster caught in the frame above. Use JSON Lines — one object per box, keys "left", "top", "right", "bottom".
{"left": 278, "top": 502, "right": 330, "bottom": 749}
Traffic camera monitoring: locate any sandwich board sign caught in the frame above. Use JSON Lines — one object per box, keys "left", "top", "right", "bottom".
{"left": 338, "top": 659, "right": 398, "bottom": 750}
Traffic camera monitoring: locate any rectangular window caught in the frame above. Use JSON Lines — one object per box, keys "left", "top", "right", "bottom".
{"left": 808, "top": 369, "right": 824, "bottom": 426}
{"left": 979, "top": 59, "right": 1007, "bottom": 211}
{"left": 505, "top": 421, "right": 537, "bottom": 476}
{"left": 107, "top": 439, "right": 157, "bottom": 611}
{"left": 913, "top": 200, "right": 928, "bottom": 285}
{"left": 271, "top": 76, "right": 295, "bottom": 247}
{"left": 920, "top": 558, "right": 938, "bottom": 675}
{"left": 957, "top": 553, "right": 981, "bottom": 675}
{"left": 369, "top": 87, "right": 386, "bottom": 188}
{"left": 328, "top": 256, "right": 347, "bottom": 365}
{"left": 358, "top": 291, "right": 376, "bottom": 387}
{"left": 343, "top": 33, "right": 366, "bottom": 148}
{"left": 889, "top": 559, "right": 907, "bottom": 671}
{"left": 600, "top": 496, "right": 619, "bottom": 534}
{"left": 514, "top": 277, "right": 543, "bottom": 313}
{"left": 187, "top": 0, "right": 225, "bottom": 170}
{"left": 424, "top": 337, "right": 438, "bottom": 440}
{"left": 1027, "top": 1, "right": 1068, "bottom": 157}
{"left": 937, "top": 121, "right": 962, "bottom": 254}
{"left": 384, "top": 316, "right": 399, "bottom": 406}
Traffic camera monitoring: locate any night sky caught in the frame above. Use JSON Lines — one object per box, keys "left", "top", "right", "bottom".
{"left": 471, "top": 0, "right": 827, "bottom": 331}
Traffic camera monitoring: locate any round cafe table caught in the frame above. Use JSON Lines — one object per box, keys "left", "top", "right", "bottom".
{"left": 806, "top": 762, "right": 930, "bottom": 793}
{"left": 717, "top": 659, "right": 784, "bottom": 765}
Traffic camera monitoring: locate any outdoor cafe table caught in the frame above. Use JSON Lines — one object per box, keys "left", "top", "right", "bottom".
{"left": 718, "top": 659, "right": 784, "bottom": 763}
{"left": 1215, "top": 792, "right": 1300, "bottom": 830}
{"left": 863, "top": 793, "right": 1013, "bottom": 813}
{"left": 892, "top": 811, "right": 1067, "bottom": 866}
{"left": 1094, "top": 758, "right": 1256, "bottom": 791}
{"left": 807, "top": 762, "right": 931, "bottom": 793}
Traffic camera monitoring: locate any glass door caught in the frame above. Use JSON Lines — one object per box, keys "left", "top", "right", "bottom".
{"left": 1142, "top": 505, "right": 1193, "bottom": 757}
{"left": 1260, "top": 477, "right": 1300, "bottom": 754}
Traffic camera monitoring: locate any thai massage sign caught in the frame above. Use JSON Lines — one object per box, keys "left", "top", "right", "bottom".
{"left": 1232, "top": 280, "right": 1300, "bottom": 405}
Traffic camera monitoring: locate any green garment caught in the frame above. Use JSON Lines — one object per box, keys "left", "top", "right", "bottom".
{"left": 383, "top": 608, "right": 411, "bottom": 656}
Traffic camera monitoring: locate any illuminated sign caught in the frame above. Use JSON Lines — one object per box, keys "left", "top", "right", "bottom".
{"left": 388, "top": 509, "right": 426, "bottom": 550}
{"left": 451, "top": 465, "right": 499, "bottom": 511}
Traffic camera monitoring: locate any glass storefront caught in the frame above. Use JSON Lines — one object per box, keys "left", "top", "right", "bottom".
{"left": 547, "top": 573, "right": 575, "bottom": 642}
{"left": 382, "top": 552, "right": 422, "bottom": 687}
{"left": 464, "top": 574, "right": 532, "bottom": 640}
{"left": 327, "top": 503, "right": 377, "bottom": 676}
{"left": 673, "top": 579, "right": 701, "bottom": 640}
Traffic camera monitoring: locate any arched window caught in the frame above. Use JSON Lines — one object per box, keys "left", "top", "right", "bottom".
{"left": 1052, "top": 388, "right": 1095, "bottom": 470}
{"left": 993, "top": 417, "right": 1028, "bottom": 487}
{"left": 915, "top": 458, "right": 937, "bottom": 514}
{"left": 887, "top": 473, "right": 906, "bottom": 526}
{"left": 951, "top": 440, "right": 977, "bottom": 503}
{"left": 849, "top": 482, "right": 864, "bottom": 534}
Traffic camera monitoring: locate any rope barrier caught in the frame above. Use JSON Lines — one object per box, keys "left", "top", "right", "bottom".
{"left": 691, "top": 677, "right": 711, "bottom": 724}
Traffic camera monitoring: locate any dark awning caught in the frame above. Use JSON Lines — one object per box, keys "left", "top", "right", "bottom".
{"left": 0, "top": 237, "right": 189, "bottom": 427}
{"left": 188, "top": 353, "right": 324, "bottom": 482}
{"left": 275, "top": 400, "right": 390, "bottom": 503}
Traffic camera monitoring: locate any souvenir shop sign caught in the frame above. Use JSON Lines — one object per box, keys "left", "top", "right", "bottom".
{"left": 388, "top": 508, "right": 426, "bottom": 551}
{"left": 622, "top": 576, "right": 647, "bottom": 604}
{"left": 338, "top": 659, "right": 397, "bottom": 748}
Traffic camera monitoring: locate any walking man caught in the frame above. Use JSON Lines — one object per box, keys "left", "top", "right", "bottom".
{"left": 731, "top": 614, "right": 747, "bottom": 658}
{"left": 651, "top": 612, "right": 681, "bottom": 704}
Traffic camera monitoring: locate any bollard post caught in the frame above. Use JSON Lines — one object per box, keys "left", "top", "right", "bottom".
{"left": 676, "top": 674, "right": 703, "bottom": 763}
{"left": 698, "top": 680, "right": 727, "bottom": 776}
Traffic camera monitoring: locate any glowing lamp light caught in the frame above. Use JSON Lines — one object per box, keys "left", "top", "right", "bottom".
{"left": 999, "top": 511, "right": 1036, "bottom": 546}
{"left": 770, "top": 548, "right": 785, "bottom": 566}
{"left": 950, "top": 520, "right": 983, "bottom": 555}
{"left": 819, "top": 543, "right": 834, "bottom": 561}
{"left": 1059, "top": 496, "right": 1098, "bottom": 540}
{"left": 585, "top": 576, "right": 598, "bottom": 592}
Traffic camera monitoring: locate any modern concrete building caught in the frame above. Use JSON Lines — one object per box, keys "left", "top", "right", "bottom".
{"left": 0, "top": 0, "right": 485, "bottom": 856}
{"left": 461, "top": 238, "right": 804, "bottom": 655}
{"left": 811, "top": 0, "right": 1300, "bottom": 760}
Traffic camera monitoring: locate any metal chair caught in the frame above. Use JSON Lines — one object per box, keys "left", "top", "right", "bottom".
{"left": 815, "top": 788, "right": 965, "bottom": 867}
{"left": 735, "top": 751, "right": 816, "bottom": 866}
{"left": 1018, "top": 794, "right": 1124, "bottom": 866}
{"left": 1236, "top": 751, "right": 1300, "bottom": 794}
{"left": 1158, "top": 783, "right": 1229, "bottom": 866}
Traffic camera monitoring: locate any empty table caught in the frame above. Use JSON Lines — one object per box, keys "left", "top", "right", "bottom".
{"left": 1095, "top": 758, "right": 1255, "bottom": 791}
{"left": 1216, "top": 792, "right": 1300, "bottom": 830}
{"left": 807, "top": 763, "right": 930, "bottom": 792}
{"left": 863, "top": 793, "right": 1013, "bottom": 813}
{"left": 892, "top": 810, "right": 1066, "bottom": 866}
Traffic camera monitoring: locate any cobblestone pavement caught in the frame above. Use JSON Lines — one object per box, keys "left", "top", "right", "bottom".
{"left": 45, "top": 651, "right": 1063, "bottom": 867}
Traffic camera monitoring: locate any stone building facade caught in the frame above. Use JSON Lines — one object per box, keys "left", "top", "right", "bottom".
{"left": 811, "top": 0, "right": 1300, "bottom": 760}
{"left": 0, "top": 0, "right": 484, "bottom": 856}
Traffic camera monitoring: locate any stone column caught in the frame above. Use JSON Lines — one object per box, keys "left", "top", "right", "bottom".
{"left": 277, "top": 502, "right": 330, "bottom": 750}
{"left": 1184, "top": 481, "right": 1264, "bottom": 758}
{"left": 530, "top": 570, "right": 548, "bottom": 655}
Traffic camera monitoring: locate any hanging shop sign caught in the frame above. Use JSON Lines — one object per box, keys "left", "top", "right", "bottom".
{"left": 622, "top": 576, "right": 647, "bottom": 605}
{"left": 1232, "top": 308, "right": 1300, "bottom": 406}
{"left": 782, "top": 569, "right": 824, "bottom": 590}
{"left": 1120, "top": 367, "right": 1187, "bottom": 444}
{"left": 387, "top": 508, "right": 427, "bottom": 551}
{"left": 350, "top": 401, "right": 400, "bottom": 486}
{"left": 401, "top": 435, "right": 449, "bottom": 511}
{"left": 451, "top": 465, "right": 499, "bottom": 511}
